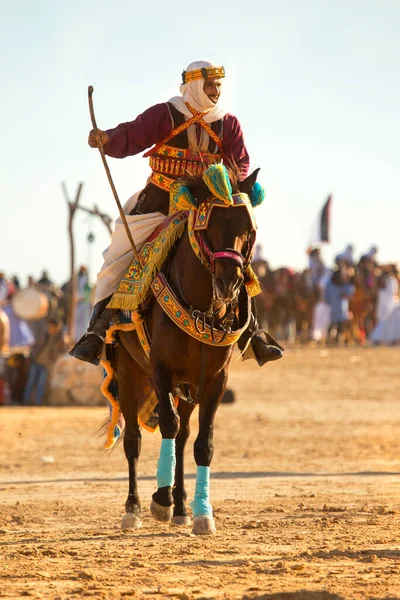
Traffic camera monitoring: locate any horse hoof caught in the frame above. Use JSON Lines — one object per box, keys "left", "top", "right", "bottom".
{"left": 172, "top": 515, "right": 192, "bottom": 526}
{"left": 192, "top": 516, "right": 216, "bottom": 535}
{"left": 150, "top": 500, "right": 173, "bottom": 522}
{"left": 121, "top": 512, "right": 142, "bottom": 530}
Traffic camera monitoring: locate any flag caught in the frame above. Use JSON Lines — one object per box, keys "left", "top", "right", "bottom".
{"left": 307, "top": 195, "right": 332, "bottom": 251}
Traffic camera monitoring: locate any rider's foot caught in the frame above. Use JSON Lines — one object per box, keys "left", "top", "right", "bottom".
{"left": 69, "top": 333, "right": 104, "bottom": 366}
{"left": 251, "top": 334, "right": 283, "bottom": 363}
{"left": 69, "top": 301, "right": 114, "bottom": 366}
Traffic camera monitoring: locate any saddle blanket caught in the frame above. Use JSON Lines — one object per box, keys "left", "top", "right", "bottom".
{"left": 107, "top": 211, "right": 188, "bottom": 312}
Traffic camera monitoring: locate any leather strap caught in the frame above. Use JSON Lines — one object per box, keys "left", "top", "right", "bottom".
{"left": 143, "top": 109, "right": 208, "bottom": 158}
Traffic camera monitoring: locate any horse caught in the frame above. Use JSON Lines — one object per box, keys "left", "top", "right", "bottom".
{"left": 111, "top": 165, "right": 259, "bottom": 535}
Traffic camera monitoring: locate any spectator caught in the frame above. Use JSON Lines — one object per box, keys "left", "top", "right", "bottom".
{"left": 23, "top": 319, "right": 65, "bottom": 406}
{"left": 308, "top": 247, "right": 325, "bottom": 288}
{"left": 0, "top": 307, "right": 10, "bottom": 352}
{"left": 0, "top": 272, "right": 9, "bottom": 304}
{"left": 325, "top": 266, "right": 355, "bottom": 343}
{"left": 335, "top": 244, "right": 355, "bottom": 266}
{"left": 37, "top": 270, "right": 53, "bottom": 289}
{"left": 12, "top": 275, "right": 21, "bottom": 290}
{"left": 76, "top": 266, "right": 92, "bottom": 338}
{"left": 371, "top": 266, "right": 400, "bottom": 344}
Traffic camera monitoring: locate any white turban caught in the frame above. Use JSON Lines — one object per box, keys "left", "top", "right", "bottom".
{"left": 168, "top": 60, "right": 227, "bottom": 124}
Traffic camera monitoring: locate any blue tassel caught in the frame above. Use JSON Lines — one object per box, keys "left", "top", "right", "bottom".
{"left": 250, "top": 182, "right": 265, "bottom": 207}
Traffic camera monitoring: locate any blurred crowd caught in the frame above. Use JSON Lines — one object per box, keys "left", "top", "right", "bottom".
{"left": 0, "top": 267, "right": 92, "bottom": 406}
{"left": 252, "top": 243, "right": 400, "bottom": 346}
{"left": 1, "top": 244, "right": 399, "bottom": 405}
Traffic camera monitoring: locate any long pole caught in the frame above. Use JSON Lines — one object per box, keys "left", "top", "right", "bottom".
{"left": 87, "top": 85, "right": 141, "bottom": 266}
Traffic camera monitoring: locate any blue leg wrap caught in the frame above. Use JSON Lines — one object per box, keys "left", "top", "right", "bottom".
{"left": 156, "top": 438, "right": 176, "bottom": 488}
{"left": 190, "top": 466, "right": 212, "bottom": 517}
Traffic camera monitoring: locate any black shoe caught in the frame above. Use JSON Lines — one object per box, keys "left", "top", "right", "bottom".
{"left": 69, "top": 333, "right": 104, "bottom": 366}
{"left": 251, "top": 334, "right": 283, "bottom": 363}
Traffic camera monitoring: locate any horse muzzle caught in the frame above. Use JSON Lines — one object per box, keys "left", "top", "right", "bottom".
{"left": 212, "top": 251, "right": 245, "bottom": 302}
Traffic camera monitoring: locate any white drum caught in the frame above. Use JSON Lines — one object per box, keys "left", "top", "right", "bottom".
{"left": 12, "top": 287, "right": 49, "bottom": 321}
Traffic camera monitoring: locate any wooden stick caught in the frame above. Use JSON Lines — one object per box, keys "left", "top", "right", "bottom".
{"left": 88, "top": 85, "right": 142, "bottom": 266}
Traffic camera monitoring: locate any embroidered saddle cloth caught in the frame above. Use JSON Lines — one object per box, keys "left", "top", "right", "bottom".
{"left": 106, "top": 210, "right": 189, "bottom": 312}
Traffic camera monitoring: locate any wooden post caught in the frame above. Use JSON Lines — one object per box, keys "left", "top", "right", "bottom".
{"left": 62, "top": 182, "right": 83, "bottom": 343}
{"left": 77, "top": 204, "right": 113, "bottom": 236}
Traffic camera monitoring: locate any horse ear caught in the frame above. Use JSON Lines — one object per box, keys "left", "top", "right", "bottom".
{"left": 239, "top": 168, "right": 261, "bottom": 196}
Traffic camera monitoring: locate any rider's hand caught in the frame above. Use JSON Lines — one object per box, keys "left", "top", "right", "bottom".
{"left": 88, "top": 129, "right": 109, "bottom": 148}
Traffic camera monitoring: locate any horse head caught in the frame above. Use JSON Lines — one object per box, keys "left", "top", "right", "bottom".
{"left": 176, "top": 165, "right": 261, "bottom": 305}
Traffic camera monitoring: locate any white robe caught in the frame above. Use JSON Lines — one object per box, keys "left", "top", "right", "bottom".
{"left": 94, "top": 192, "right": 165, "bottom": 304}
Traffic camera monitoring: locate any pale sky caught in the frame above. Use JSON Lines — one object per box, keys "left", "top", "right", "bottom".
{"left": 1, "top": 0, "right": 399, "bottom": 286}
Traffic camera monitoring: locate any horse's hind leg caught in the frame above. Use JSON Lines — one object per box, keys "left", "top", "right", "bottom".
{"left": 172, "top": 399, "right": 195, "bottom": 526}
{"left": 114, "top": 342, "right": 142, "bottom": 530}
{"left": 150, "top": 361, "right": 180, "bottom": 523}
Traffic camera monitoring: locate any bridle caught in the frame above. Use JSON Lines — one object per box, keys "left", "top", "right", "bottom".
{"left": 187, "top": 194, "right": 257, "bottom": 341}
{"left": 195, "top": 227, "right": 256, "bottom": 274}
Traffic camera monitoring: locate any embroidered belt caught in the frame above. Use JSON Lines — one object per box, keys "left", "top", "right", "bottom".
{"left": 151, "top": 273, "right": 249, "bottom": 346}
{"left": 150, "top": 155, "right": 218, "bottom": 178}
{"left": 150, "top": 172, "right": 177, "bottom": 192}
{"left": 150, "top": 158, "right": 220, "bottom": 191}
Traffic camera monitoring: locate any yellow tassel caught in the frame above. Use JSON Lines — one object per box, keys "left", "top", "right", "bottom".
{"left": 245, "top": 266, "right": 262, "bottom": 297}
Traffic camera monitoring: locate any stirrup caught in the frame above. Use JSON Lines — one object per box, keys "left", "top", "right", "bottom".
{"left": 239, "top": 329, "right": 284, "bottom": 365}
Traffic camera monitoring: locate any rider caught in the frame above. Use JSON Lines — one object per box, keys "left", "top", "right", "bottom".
{"left": 70, "top": 60, "right": 283, "bottom": 366}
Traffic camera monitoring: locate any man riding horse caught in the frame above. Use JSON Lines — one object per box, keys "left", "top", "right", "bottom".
{"left": 70, "top": 60, "right": 283, "bottom": 366}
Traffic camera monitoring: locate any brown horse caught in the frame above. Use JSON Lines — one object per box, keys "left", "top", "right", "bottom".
{"left": 112, "top": 167, "right": 259, "bottom": 535}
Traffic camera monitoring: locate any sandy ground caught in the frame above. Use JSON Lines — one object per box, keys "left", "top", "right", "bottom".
{"left": 1, "top": 346, "right": 400, "bottom": 600}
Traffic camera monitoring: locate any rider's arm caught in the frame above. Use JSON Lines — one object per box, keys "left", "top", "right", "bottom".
{"left": 222, "top": 114, "right": 250, "bottom": 180}
{"left": 103, "top": 103, "right": 173, "bottom": 158}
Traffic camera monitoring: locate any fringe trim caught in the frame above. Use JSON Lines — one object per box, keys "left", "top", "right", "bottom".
{"left": 106, "top": 220, "right": 187, "bottom": 311}
{"left": 245, "top": 266, "right": 262, "bottom": 297}
{"left": 100, "top": 357, "right": 121, "bottom": 449}
{"left": 137, "top": 395, "right": 179, "bottom": 433}
{"left": 105, "top": 321, "right": 139, "bottom": 345}
{"left": 138, "top": 417, "right": 159, "bottom": 433}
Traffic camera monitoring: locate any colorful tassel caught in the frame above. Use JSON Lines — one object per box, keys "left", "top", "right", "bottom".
{"left": 250, "top": 182, "right": 265, "bottom": 207}
{"left": 245, "top": 266, "right": 262, "bottom": 297}
{"left": 169, "top": 182, "right": 196, "bottom": 213}
{"left": 202, "top": 164, "right": 233, "bottom": 204}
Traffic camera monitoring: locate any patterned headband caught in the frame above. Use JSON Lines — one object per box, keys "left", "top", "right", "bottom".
{"left": 181, "top": 66, "right": 225, "bottom": 84}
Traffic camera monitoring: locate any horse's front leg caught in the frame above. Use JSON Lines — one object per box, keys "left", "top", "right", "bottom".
{"left": 151, "top": 360, "right": 180, "bottom": 522}
{"left": 172, "top": 398, "right": 196, "bottom": 526}
{"left": 192, "top": 366, "right": 228, "bottom": 535}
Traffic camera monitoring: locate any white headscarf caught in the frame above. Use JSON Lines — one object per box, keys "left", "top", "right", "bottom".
{"left": 168, "top": 60, "right": 227, "bottom": 124}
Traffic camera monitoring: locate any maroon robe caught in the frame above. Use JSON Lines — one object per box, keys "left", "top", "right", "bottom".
{"left": 103, "top": 103, "right": 250, "bottom": 216}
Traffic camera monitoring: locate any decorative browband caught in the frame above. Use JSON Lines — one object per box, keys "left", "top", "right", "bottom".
{"left": 182, "top": 66, "right": 225, "bottom": 84}
{"left": 151, "top": 273, "right": 249, "bottom": 346}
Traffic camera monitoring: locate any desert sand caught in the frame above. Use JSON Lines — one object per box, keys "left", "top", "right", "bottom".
{"left": 1, "top": 346, "right": 400, "bottom": 600}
